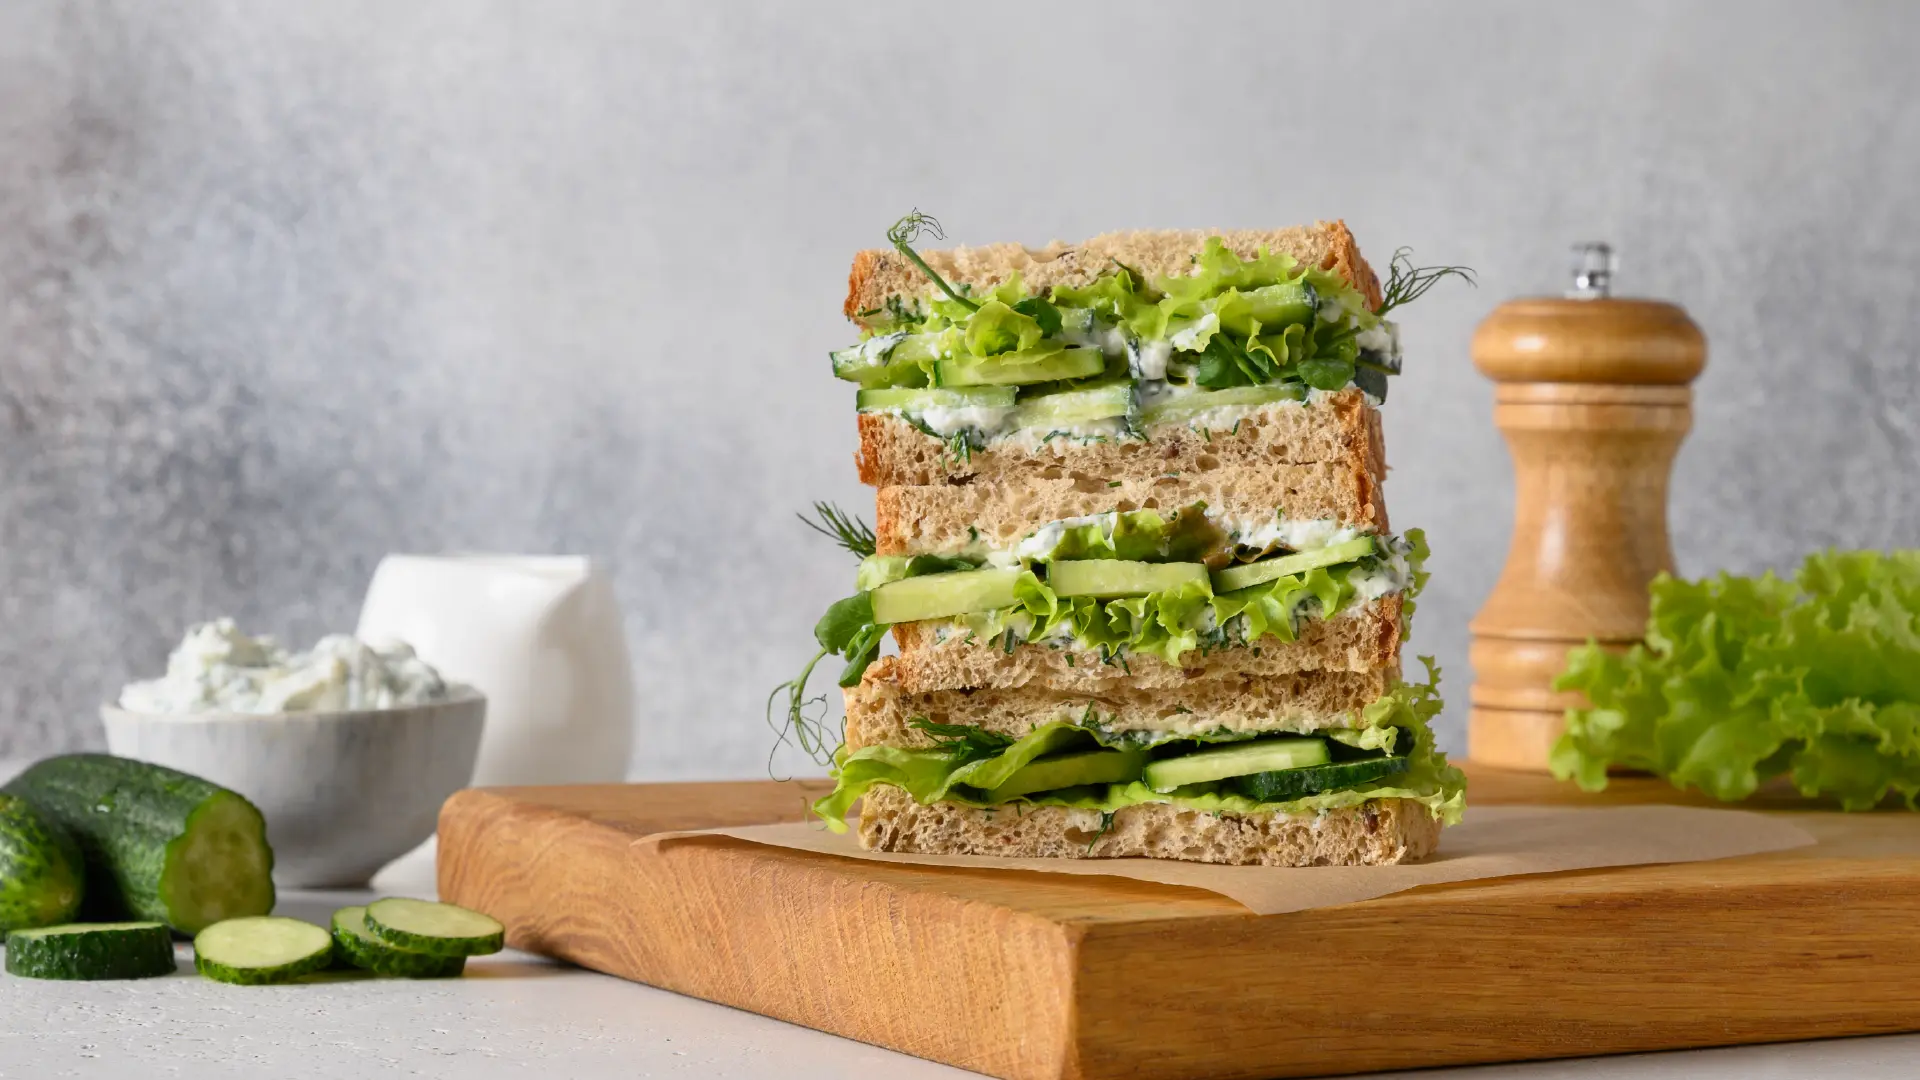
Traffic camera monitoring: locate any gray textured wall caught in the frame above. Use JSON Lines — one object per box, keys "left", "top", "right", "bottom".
{"left": 2, "top": 0, "right": 1916, "bottom": 778}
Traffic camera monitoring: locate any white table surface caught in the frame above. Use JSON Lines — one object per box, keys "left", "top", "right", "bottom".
{"left": 3, "top": 843, "right": 1918, "bottom": 1077}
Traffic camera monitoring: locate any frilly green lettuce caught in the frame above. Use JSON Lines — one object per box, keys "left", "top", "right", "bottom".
{"left": 814, "top": 657, "right": 1462, "bottom": 830}
{"left": 1211, "top": 566, "right": 1352, "bottom": 645}
{"left": 859, "top": 239, "right": 1383, "bottom": 392}
{"left": 1551, "top": 551, "right": 1920, "bottom": 810}
{"left": 949, "top": 531, "right": 1425, "bottom": 666}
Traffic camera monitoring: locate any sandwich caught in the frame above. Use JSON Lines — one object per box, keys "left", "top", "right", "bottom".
{"left": 775, "top": 214, "right": 1468, "bottom": 865}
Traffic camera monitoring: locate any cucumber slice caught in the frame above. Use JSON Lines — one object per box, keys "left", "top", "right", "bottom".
{"left": 192, "top": 916, "right": 333, "bottom": 985}
{"left": 1239, "top": 281, "right": 1318, "bottom": 330}
{"left": 1047, "top": 560, "right": 1209, "bottom": 599}
{"left": 1142, "top": 737, "right": 1331, "bottom": 793}
{"left": 869, "top": 568, "right": 1023, "bottom": 624}
{"left": 1139, "top": 383, "right": 1307, "bottom": 427}
{"left": 1230, "top": 756, "right": 1411, "bottom": 803}
{"left": 936, "top": 346, "right": 1105, "bottom": 387}
{"left": 5, "top": 921, "right": 175, "bottom": 980}
{"left": 330, "top": 906, "right": 466, "bottom": 978}
{"left": 364, "top": 898, "right": 505, "bottom": 958}
{"left": 980, "top": 748, "right": 1147, "bottom": 801}
{"left": 1005, "top": 381, "right": 1136, "bottom": 430}
{"left": 831, "top": 331, "right": 953, "bottom": 387}
{"left": 1212, "top": 536, "right": 1379, "bottom": 593}
{"left": 855, "top": 386, "right": 1017, "bottom": 412}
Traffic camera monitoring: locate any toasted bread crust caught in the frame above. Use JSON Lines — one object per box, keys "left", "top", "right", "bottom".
{"left": 844, "top": 222, "right": 1383, "bottom": 325}
{"left": 844, "top": 663, "right": 1395, "bottom": 752}
{"left": 882, "top": 596, "right": 1403, "bottom": 695}
{"left": 857, "top": 784, "right": 1439, "bottom": 865}
{"left": 856, "top": 389, "right": 1384, "bottom": 489}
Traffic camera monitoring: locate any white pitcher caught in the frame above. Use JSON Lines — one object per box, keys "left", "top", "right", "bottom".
{"left": 356, "top": 555, "right": 634, "bottom": 786}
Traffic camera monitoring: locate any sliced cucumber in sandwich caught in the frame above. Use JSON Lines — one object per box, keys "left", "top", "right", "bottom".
{"left": 1212, "top": 536, "right": 1378, "bottom": 593}
{"left": 936, "top": 346, "right": 1105, "bottom": 387}
{"left": 980, "top": 747, "right": 1147, "bottom": 801}
{"left": 1048, "top": 560, "right": 1208, "bottom": 599}
{"left": 869, "top": 568, "right": 1023, "bottom": 624}
{"left": 364, "top": 898, "right": 505, "bottom": 958}
{"left": 832, "top": 330, "right": 954, "bottom": 387}
{"left": 1143, "top": 737, "right": 1330, "bottom": 793}
{"left": 331, "top": 905, "right": 466, "bottom": 978}
{"left": 1230, "top": 756, "right": 1411, "bottom": 802}
{"left": 5, "top": 921, "right": 176, "bottom": 981}
{"left": 1139, "top": 383, "right": 1307, "bottom": 428}
{"left": 854, "top": 386, "right": 1017, "bottom": 412}
{"left": 1005, "top": 381, "right": 1136, "bottom": 431}
{"left": 1232, "top": 280, "right": 1318, "bottom": 330}
{"left": 193, "top": 916, "right": 334, "bottom": 985}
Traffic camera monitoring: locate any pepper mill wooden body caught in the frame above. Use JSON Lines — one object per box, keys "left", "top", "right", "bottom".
{"left": 1468, "top": 251, "right": 1707, "bottom": 770}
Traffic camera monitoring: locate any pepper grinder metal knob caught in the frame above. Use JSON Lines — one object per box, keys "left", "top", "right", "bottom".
{"left": 1467, "top": 245, "right": 1708, "bottom": 771}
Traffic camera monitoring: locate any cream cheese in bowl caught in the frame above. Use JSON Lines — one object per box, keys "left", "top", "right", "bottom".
{"left": 118, "top": 618, "right": 459, "bottom": 715}
{"left": 106, "top": 618, "right": 486, "bottom": 887}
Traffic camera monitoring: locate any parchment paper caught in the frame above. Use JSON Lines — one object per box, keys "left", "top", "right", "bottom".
{"left": 646, "top": 804, "right": 1814, "bottom": 916}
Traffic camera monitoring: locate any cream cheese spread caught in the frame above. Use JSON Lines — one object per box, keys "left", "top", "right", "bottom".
{"left": 119, "top": 618, "right": 456, "bottom": 714}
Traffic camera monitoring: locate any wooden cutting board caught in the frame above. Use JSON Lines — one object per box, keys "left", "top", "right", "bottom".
{"left": 436, "top": 764, "right": 1920, "bottom": 1080}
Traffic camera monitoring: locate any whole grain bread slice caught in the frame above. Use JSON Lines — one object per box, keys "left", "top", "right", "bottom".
{"left": 843, "top": 665, "right": 1394, "bottom": 752}
{"left": 844, "top": 222, "right": 1383, "bottom": 327}
{"left": 873, "top": 461, "right": 1388, "bottom": 556}
{"left": 856, "top": 389, "right": 1384, "bottom": 489}
{"left": 883, "top": 596, "right": 1403, "bottom": 695}
{"left": 857, "top": 784, "right": 1439, "bottom": 865}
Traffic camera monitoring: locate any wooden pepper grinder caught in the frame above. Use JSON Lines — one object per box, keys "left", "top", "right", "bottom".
{"left": 1468, "top": 245, "right": 1707, "bottom": 771}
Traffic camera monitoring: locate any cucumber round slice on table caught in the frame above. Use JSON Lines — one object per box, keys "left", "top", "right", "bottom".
{"left": 364, "top": 898, "right": 504, "bottom": 958}
{"left": 193, "top": 916, "right": 333, "bottom": 985}
{"left": 330, "top": 906, "right": 466, "bottom": 978}
{"left": 5, "top": 921, "right": 176, "bottom": 981}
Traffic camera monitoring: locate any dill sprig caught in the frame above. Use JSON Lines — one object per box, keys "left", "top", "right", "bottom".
{"left": 798, "top": 501, "right": 876, "bottom": 559}
{"left": 888, "top": 211, "right": 978, "bottom": 312}
{"left": 908, "top": 717, "right": 1015, "bottom": 765}
{"left": 1376, "top": 249, "right": 1476, "bottom": 317}
{"left": 1088, "top": 810, "right": 1117, "bottom": 853}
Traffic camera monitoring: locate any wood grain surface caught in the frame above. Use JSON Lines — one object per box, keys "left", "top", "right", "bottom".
{"left": 438, "top": 765, "right": 1920, "bottom": 1080}
{"left": 1468, "top": 296, "right": 1708, "bottom": 770}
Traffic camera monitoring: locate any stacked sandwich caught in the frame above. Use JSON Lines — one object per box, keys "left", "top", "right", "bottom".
{"left": 779, "top": 215, "right": 1466, "bottom": 865}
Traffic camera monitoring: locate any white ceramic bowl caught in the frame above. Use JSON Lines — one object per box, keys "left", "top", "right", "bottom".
{"left": 100, "top": 691, "right": 486, "bottom": 889}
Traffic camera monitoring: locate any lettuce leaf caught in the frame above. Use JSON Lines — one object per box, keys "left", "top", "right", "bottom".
{"left": 1551, "top": 551, "right": 1920, "bottom": 810}
{"left": 948, "top": 536, "right": 1423, "bottom": 667}
{"left": 962, "top": 299, "right": 1046, "bottom": 357}
{"left": 849, "top": 238, "right": 1385, "bottom": 393}
{"left": 814, "top": 657, "right": 1462, "bottom": 830}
